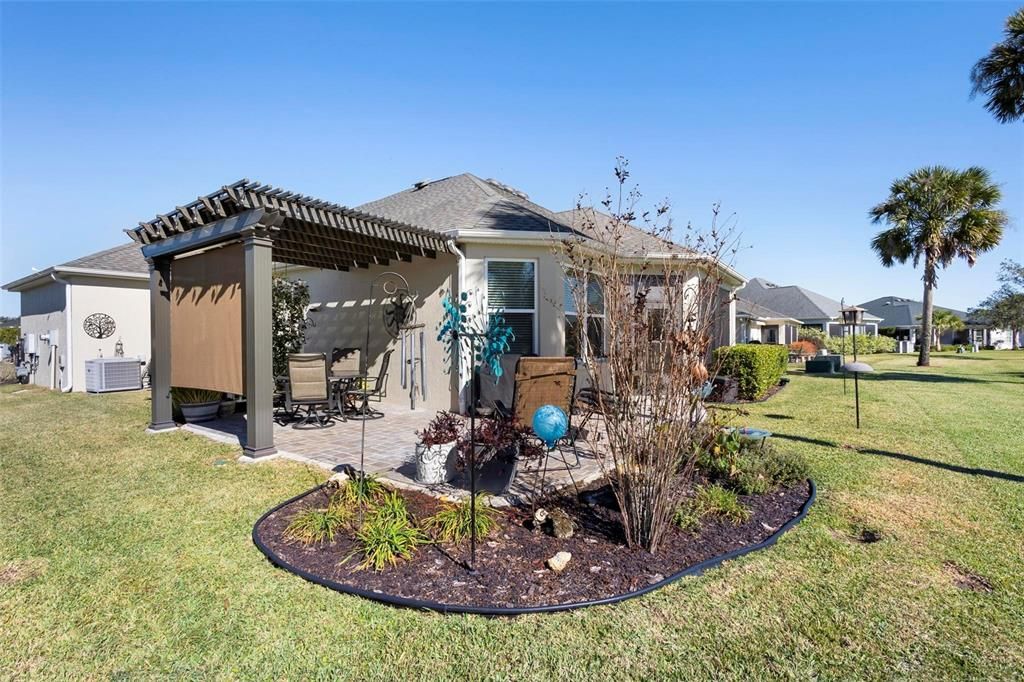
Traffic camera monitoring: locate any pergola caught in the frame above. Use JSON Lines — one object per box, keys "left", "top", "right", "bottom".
{"left": 128, "top": 179, "right": 448, "bottom": 457}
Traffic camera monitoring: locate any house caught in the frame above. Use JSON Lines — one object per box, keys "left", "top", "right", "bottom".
{"left": 736, "top": 277, "right": 881, "bottom": 337}
{"left": 858, "top": 296, "right": 1014, "bottom": 348}
{"left": 734, "top": 297, "right": 802, "bottom": 344}
{"left": 1, "top": 243, "right": 150, "bottom": 390}
{"left": 125, "top": 175, "right": 746, "bottom": 457}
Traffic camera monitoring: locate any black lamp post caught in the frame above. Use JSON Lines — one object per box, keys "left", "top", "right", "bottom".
{"left": 840, "top": 305, "right": 872, "bottom": 428}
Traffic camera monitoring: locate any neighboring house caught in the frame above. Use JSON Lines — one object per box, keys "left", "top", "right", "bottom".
{"left": 1, "top": 244, "right": 150, "bottom": 390}
{"left": 734, "top": 297, "right": 801, "bottom": 345}
{"left": 858, "top": 296, "right": 1014, "bottom": 349}
{"left": 736, "top": 277, "right": 881, "bottom": 337}
{"left": 291, "top": 173, "right": 746, "bottom": 412}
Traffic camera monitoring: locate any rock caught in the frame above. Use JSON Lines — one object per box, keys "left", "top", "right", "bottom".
{"left": 648, "top": 573, "right": 665, "bottom": 585}
{"left": 325, "top": 472, "right": 350, "bottom": 488}
{"left": 546, "top": 509, "right": 575, "bottom": 539}
{"left": 532, "top": 508, "right": 548, "bottom": 532}
{"left": 589, "top": 565, "right": 601, "bottom": 573}
{"left": 546, "top": 551, "right": 572, "bottom": 573}
{"left": 486, "top": 541, "right": 498, "bottom": 548}
{"left": 761, "top": 522, "right": 775, "bottom": 532}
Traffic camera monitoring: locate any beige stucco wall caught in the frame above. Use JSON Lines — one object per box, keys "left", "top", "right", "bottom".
{"left": 67, "top": 276, "right": 151, "bottom": 391}
{"left": 17, "top": 280, "right": 66, "bottom": 389}
{"left": 288, "top": 253, "right": 459, "bottom": 413}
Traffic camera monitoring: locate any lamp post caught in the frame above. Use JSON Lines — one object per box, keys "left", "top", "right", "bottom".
{"left": 840, "top": 305, "right": 872, "bottom": 428}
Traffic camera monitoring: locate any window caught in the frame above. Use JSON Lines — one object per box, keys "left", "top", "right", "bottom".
{"left": 486, "top": 260, "right": 536, "bottom": 355}
{"left": 564, "top": 276, "right": 605, "bottom": 358}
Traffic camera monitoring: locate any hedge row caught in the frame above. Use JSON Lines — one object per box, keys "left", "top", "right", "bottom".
{"left": 713, "top": 344, "right": 789, "bottom": 400}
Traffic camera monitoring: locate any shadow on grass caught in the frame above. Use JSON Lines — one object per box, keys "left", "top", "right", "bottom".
{"left": 773, "top": 432, "right": 1024, "bottom": 485}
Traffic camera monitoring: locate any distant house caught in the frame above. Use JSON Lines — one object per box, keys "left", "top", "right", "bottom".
{"left": 735, "top": 297, "right": 801, "bottom": 344}
{"left": 1, "top": 244, "right": 149, "bottom": 390}
{"left": 858, "top": 296, "right": 1014, "bottom": 349}
{"left": 736, "top": 277, "right": 881, "bottom": 337}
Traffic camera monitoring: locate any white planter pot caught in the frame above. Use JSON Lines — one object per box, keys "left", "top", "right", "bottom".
{"left": 181, "top": 400, "right": 221, "bottom": 423}
{"left": 414, "top": 441, "right": 457, "bottom": 485}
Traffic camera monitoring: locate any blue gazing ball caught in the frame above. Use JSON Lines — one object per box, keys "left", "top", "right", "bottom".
{"left": 532, "top": 405, "right": 568, "bottom": 448}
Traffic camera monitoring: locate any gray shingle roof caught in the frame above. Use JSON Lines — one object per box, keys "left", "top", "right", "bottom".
{"left": 735, "top": 297, "right": 798, "bottom": 321}
{"left": 739, "top": 277, "right": 882, "bottom": 323}
{"left": 553, "top": 208, "right": 690, "bottom": 256}
{"left": 62, "top": 243, "right": 148, "bottom": 274}
{"left": 858, "top": 296, "right": 970, "bottom": 328}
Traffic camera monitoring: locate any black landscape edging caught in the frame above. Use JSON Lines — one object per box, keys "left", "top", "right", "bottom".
{"left": 252, "top": 479, "right": 817, "bottom": 616}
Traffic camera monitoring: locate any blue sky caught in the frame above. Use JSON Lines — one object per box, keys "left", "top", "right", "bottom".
{"left": 1, "top": 1, "right": 1021, "bottom": 316}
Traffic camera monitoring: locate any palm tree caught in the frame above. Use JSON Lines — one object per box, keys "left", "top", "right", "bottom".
{"left": 970, "top": 8, "right": 1024, "bottom": 123}
{"left": 917, "top": 310, "right": 964, "bottom": 351}
{"left": 870, "top": 166, "right": 1007, "bottom": 366}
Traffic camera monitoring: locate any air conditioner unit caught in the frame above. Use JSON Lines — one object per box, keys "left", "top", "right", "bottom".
{"left": 85, "top": 358, "right": 143, "bottom": 393}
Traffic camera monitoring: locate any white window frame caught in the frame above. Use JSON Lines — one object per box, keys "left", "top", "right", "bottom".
{"left": 563, "top": 274, "right": 606, "bottom": 358}
{"left": 484, "top": 258, "right": 538, "bottom": 355}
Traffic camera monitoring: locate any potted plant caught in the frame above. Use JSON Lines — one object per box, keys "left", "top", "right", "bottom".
{"left": 172, "top": 387, "right": 224, "bottom": 423}
{"left": 414, "top": 411, "right": 463, "bottom": 484}
{"left": 456, "top": 418, "right": 545, "bottom": 495}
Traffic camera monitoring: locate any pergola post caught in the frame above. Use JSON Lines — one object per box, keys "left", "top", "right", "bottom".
{"left": 147, "top": 257, "right": 176, "bottom": 431}
{"left": 242, "top": 227, "right": 277, "bottom": 458}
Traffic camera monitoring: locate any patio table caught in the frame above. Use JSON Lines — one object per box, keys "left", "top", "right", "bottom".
{"left": 330, "top": 370, "right": 367, "bottom": 417}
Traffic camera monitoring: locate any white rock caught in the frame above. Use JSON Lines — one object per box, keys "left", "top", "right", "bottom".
{"left": 546, "top": 551, "right": 572, "bottom": 573}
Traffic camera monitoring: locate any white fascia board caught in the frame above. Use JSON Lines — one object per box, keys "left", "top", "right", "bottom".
{"left": 3, "top": 266, "right": 148, "bottom": 292}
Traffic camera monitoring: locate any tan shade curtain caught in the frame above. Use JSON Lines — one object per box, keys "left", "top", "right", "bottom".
{"left": 170, "top": 244, "right": 245, "bottom": 395}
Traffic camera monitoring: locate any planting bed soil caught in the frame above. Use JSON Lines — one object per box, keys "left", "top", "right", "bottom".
{"left": 254, "top": 479, "right": 814, "bottom": 613}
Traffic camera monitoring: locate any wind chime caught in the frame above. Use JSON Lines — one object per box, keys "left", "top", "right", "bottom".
{"left": 437, "top": 290, "right": 514, "bottom": 571}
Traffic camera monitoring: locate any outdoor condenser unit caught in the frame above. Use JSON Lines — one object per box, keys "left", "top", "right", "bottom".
{"left": 84, "top": 358, "right": 142, "bottom": 393}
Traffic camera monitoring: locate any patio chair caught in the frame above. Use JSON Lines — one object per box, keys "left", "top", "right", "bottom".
{"left": 330, "top": 347, "right": 361, "bottom": 374}
{"left": 346, "top": 349, "right": 393, "bottom": 419}
{"left": 285, "top": 353, "right": 336, "bottom": 428}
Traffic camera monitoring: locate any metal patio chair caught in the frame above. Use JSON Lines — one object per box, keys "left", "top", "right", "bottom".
{"left": 346, "top": 349, "right": 393, "bottom": 419}
{"left": 285, "top": 353, "right": 336, "bottom": 428}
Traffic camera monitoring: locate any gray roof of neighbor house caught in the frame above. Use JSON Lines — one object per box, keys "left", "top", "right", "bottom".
{"left": 735, "top": 297, "right": 799, "bottom": 322}
{"left": 858, "top": 296, "right": 977, "bottom": 327}
{"left": 738, "top": 277, "right": 882, "bottom": 323}
{"left": 2, "top": 242, "right": 148, "bottom": 292}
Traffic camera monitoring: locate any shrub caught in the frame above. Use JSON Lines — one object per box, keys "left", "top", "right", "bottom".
{"left": 797, "top": 327, "right": 827, "bottom": 349}
{"left": 285, "top": 504, "right": 352, "bottom": 543}
{"left": 416, "top": 411, "right": 463, "bottom": 446}
{"left": 733, "top": 453, "right": 774, "bottom": 495}
{"left": 788, "top": 339, "right": 817, "bottom": 356}
{"left": 674, "top": 484, "right": 750, "bottom": 531}
{"left": 350, "top": 503, "right": 428, "bottom": 571}
{"left": 824, "top": 334, "right": 894, "bottom": 355}
{"left": 333, "top": 475, "right": 386, "bottom": 507}
{"left": 272, "top": 277, "right": 310, "bottom": 378}
{"left": 696, "top": 429, "right": 743, "bottom": 480}
{"left": 763, "top": 449, "right": 810, "bottom": 485}
{"left": 713, "top": 344, "right": 788, "bottom": 400}
{"left": 697, "top": 435, "right": 810, "bottom": 493}
{"left": 422, "top": 494, "right": 498, "bottom": 543}
{"left": 371, "top": 490, "right": 412, "bottom": 523}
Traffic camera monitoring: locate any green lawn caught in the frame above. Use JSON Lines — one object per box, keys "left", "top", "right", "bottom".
{"left": 2, "top": 352, "right": 1022, "bottom": 679}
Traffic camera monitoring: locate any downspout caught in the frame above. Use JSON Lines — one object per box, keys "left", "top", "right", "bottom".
{"left": 51, "top": 273, "right": 73, "bottom": 392}
{"left": 445, "top": 239, "right": 468, "bottom": 413}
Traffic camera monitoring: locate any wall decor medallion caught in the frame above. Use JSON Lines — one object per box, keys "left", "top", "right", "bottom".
{"left": 83, "top": 313, "right": 116, "bottom": 339}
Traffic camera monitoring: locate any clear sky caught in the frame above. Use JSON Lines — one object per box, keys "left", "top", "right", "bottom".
{"left": 1, "top": 1, "right": 1021, "bottom": 316}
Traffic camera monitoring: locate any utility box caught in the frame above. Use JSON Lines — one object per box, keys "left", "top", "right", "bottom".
{"left": 85, "top": 358, "right": 143, "bottom": 393}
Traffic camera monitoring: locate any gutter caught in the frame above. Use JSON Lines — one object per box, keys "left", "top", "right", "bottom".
{"left": 3, "top": 266, "right": 148, "bottom": 292}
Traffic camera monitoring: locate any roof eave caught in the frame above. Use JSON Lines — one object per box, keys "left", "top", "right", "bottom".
{"left": 2, "top": 266, "right": 148, "bottom": 292}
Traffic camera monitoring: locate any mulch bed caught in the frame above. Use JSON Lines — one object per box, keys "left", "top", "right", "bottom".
{"left": 255, "top": 478, "right": 812, "bottom": 610}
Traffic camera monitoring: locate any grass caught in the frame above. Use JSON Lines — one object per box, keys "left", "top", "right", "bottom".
{"left": 1, "top": 351, "right": 1023, "bottom": 678}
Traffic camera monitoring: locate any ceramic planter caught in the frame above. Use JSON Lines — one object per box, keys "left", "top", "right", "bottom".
{"left": 414, "top": 442, "right": 457, "bottom": 484}
{"left": 181, "top": 400, "right": 221, "bottom": 423}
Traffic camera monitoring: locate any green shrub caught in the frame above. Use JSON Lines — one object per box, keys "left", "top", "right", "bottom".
{"left": 350, "top": 509, "right": 428, "bottom": 571}
{"left": 696, "top": 429, "right": 743, "bottom": 480}
{"left": 733, "top": 453, "right": 774, "bottom": 495}
{"left": 333, "top": 475, "right": 386, "bottom": 507}
{"left": 797, "top": 326, "right": 827, "bottom": 349}
{"left": 674, "top": 484, "right": 750, "bottom": 531}
{"left": 285, "top": 504, "right": 352, "bottom": 544}
{"left": 697, "top": 434, "right": 810, "bottom": 493}
{"left": 763, "top": 448, "right": 810, "bottom": 485}
{"left": 422, "top": 494, "right": 498, "bottom": 543}
{"left": 713, "top": 344, "right": 788, "bottom": 400}
{"left": 824, "top": 333, "right": 894, "bottom": 355}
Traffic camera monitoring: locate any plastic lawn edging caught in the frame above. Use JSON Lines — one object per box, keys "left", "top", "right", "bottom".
{"left": 251, "top": 480, "right": 816, "bottom": 616}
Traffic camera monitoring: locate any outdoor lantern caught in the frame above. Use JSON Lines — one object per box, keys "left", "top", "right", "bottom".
{"left": 533, "top": 405, "right": 568, "bottom": 449}
{"left": 840, "top": 305, "right": 866, "bottom": 326}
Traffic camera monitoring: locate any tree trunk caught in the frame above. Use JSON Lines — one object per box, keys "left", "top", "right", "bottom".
{"left": 1014, "top": 328, "right": 1020, "bottom": 351}
{"left": 935, "top": 326, "right": 942, "bottom": 352}
{"left": 918, "top": 269, "right": 935, "bottom": 366}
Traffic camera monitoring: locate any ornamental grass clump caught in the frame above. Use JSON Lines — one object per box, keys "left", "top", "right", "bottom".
{"left": 285, "top": 503, "right": 352, "bottom": 544}
{"left": 423, "top": 494, "right": 498, "bottom": 544}
{"left": 348, "top": 493, "right": 427, "bottom": 571}
{"left": 334, "top": 475, "right": 386, "bottom": 507}
{"left": 557, "top": 158, "right": 736, "bottom": 553}
{"left": 674, "top": 484, "right": 750, "bottom": 533}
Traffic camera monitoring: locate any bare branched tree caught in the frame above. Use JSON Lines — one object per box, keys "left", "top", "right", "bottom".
{"left": 556, "top": 158, "right": 736, "bottom": 552}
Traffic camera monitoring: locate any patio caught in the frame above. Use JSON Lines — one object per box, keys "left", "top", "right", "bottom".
{"left": 183, "top": 409, "right": 610, "bottom": 504}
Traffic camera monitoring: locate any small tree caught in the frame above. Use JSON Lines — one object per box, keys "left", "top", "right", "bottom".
{"left": 557, "top": 159, "right": 734, "bottom": 553}
{"left": 971, "top": 260, "right": 1024, "bottom": 349}
{"left": 917, "top": 310, "right": 964, "bottom": 351}
{"left": 0, "top": 327, "right": 19, "bottom": 347}
{"left": 272, "top": 277, "right": 310, "bottom": 377}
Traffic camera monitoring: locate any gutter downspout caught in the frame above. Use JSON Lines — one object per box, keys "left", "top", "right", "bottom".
{"left": 50, "top": 273, "right": 73, "bottom": 392}
{"left": 445, "top": 239, "right": 468, "bottom": 413}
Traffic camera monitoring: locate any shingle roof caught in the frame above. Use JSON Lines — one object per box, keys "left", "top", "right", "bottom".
{"left": 739, "top": 277, "right": 882, "bottom": 322}
{"left": 858, "top": 296, "right": 971, "bottom": 328}
{"left": 355, "top": 174, "right": 692, "bottom": 257}
{"left": 61, "top": 243, "right": 148, "bottom": 274}
{"left": 357, "top": 174, "right": 575, "bottom": 234}
{"left": 735, "top": 297, "right": 798, "bottom": 322}
{"left": 553, "top": 208, "right": 690, "bottom": 256}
